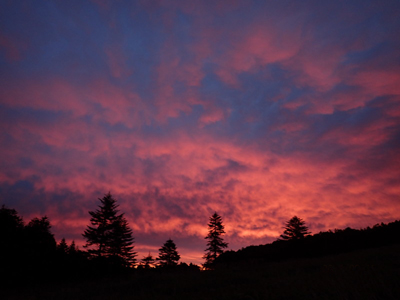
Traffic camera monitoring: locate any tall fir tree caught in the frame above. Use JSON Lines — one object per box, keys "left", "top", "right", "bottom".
{"left": 280, "top": 216, "right": 310, "bottom": 240}
{"left": 82, "top": 192, "right": 136, "bottom": 267}
{"left": 108, "top": 215, "right": 136, "bottom": 266}
{"left": 203, "top": 212, "right": 228, "bottom": 268}
{"left": 157, "top": 239, "right": 180, "bottom": 267}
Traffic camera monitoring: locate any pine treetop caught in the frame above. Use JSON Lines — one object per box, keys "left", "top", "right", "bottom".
{"left": 280, "top": 215, "right": 310, "bottom": 240}
{"left": 204, "top": 212, "right": 228, "bottom": 268}
{"left": 82, "top": 192, "right": 137, "bottom": 267}
{"left": 157, "top": 239, "right": 180, "bottom": 267}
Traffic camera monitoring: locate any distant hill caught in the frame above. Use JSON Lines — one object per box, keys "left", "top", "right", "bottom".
{"left": 215, "top": 220, "right": 400, "bottom": 267}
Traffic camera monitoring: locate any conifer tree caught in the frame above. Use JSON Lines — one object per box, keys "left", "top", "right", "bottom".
{"left": 26, "top": 216, "right": 57, "bottom": 254}
{"left": 69, "top": 240, "right": 77, "bottom": 254}
{"left": 0, "top": 205, "right": 24, "bottom": 233}
{"left": 57, "top": 238, "right": 69, "bottom": 254}
{"left": 157, "top": 239, "right": 180, "bottom": 267}
{"left": 0, "top": 205, "right": 24, "bottom": 249}
{"left": 140, "top": 253, "right": 156, "bottom": 269}
{"left": 0, "top": 205, "right": 25, "bottom": 271}
{"left": 109, "top": 215, "right": 136, "bottom": 266}
{"left": 280, "top": 216, "right": 310, "bottom": 240}
{"left": 82, "top": 192, "right": 136, "bottom": 267}
{"left": 203, "top": 212, "right": 228, "bottom": 268}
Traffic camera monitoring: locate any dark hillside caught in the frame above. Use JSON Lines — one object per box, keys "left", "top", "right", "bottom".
{"left": 215, "top": 220, "right": 400, "bottom": 267}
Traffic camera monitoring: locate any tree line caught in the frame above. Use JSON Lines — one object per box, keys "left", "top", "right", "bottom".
{"left": 2, "top": 191, "right": 398, "bottom": 281}
{"left": 214, "top": 219, "right": 400, "bottom": 267}
{"left": 0, "top": 192, "right": 231, "bottom": 281}
{"left": 80, "top": 192, "right": 228, "bottom": 269}
{"left": 79, "top": 193, "right": 311, "bottom": 269}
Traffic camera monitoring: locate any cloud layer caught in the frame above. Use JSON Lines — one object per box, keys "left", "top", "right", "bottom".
{"left": 1, "top": 0, "right": 400, "bottom": 264}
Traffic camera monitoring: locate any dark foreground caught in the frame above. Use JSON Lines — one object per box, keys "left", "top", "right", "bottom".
{"left": 4, "top": 244, "right": 400, "bottom": 300}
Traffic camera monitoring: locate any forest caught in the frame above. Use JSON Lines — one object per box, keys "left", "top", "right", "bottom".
{"left": 1, "top": 193, "right": 400, "bottom": 300}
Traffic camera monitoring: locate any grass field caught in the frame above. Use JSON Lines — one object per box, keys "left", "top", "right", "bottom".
{"left": 4, "top": 244, "right": 400, "bottom": 300}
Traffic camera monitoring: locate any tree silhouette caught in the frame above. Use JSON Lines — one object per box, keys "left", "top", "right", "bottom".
{"left": 69, "top": 240, "right": 77, "bottom": 254}
{"left": 108, "top": 215, "right": 137, "bottom": 267}
{"left": 140, "top": 253, "right": 156, "bottom": 269}
{"left": 57, "top": 238, "right": 69, "bottom": 254}
{"left": 0, "top": 205, "right": 25, "bottom": 274}
{"left": 25, "top": 216, "right": 57, "bottom": 254}
{"left": 280, "top": 216, "right": 310, "bottom": 240}
{"left": 0, "top": 205, "right": 24, "bottom": 250}
{"left": 203, "top": 212, "right": 228, "bottom": 268}
{"left": 0, "top": 205, "right": 24, "bottom": 232}
{"left": 23, "top": 215, "right": 57, "bottom": 276}
{"left": 157, "top": 239, "right": 180, "bottom": 267}
{"left": 82, "top": 192, "right": 136, "bottom": 267}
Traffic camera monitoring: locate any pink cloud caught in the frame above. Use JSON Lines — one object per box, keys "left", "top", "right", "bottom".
{"left": 213, "top": 21, "right": 302, "bottom": 86}
{"left": 351, "top": 70, "right": 400, "bottom": 97}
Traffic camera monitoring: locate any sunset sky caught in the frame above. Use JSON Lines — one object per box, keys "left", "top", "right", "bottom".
{"left": 1, "top": 0, "right": 400, "bottom": 265}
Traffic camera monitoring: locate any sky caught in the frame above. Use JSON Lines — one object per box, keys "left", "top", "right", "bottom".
{"left": 1, "top": 0, "right": 400, "bottom": 265}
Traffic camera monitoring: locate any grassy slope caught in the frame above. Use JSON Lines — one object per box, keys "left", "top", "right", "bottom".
{"left": 4, "top": 244, "right": 400, "bottom": 300}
